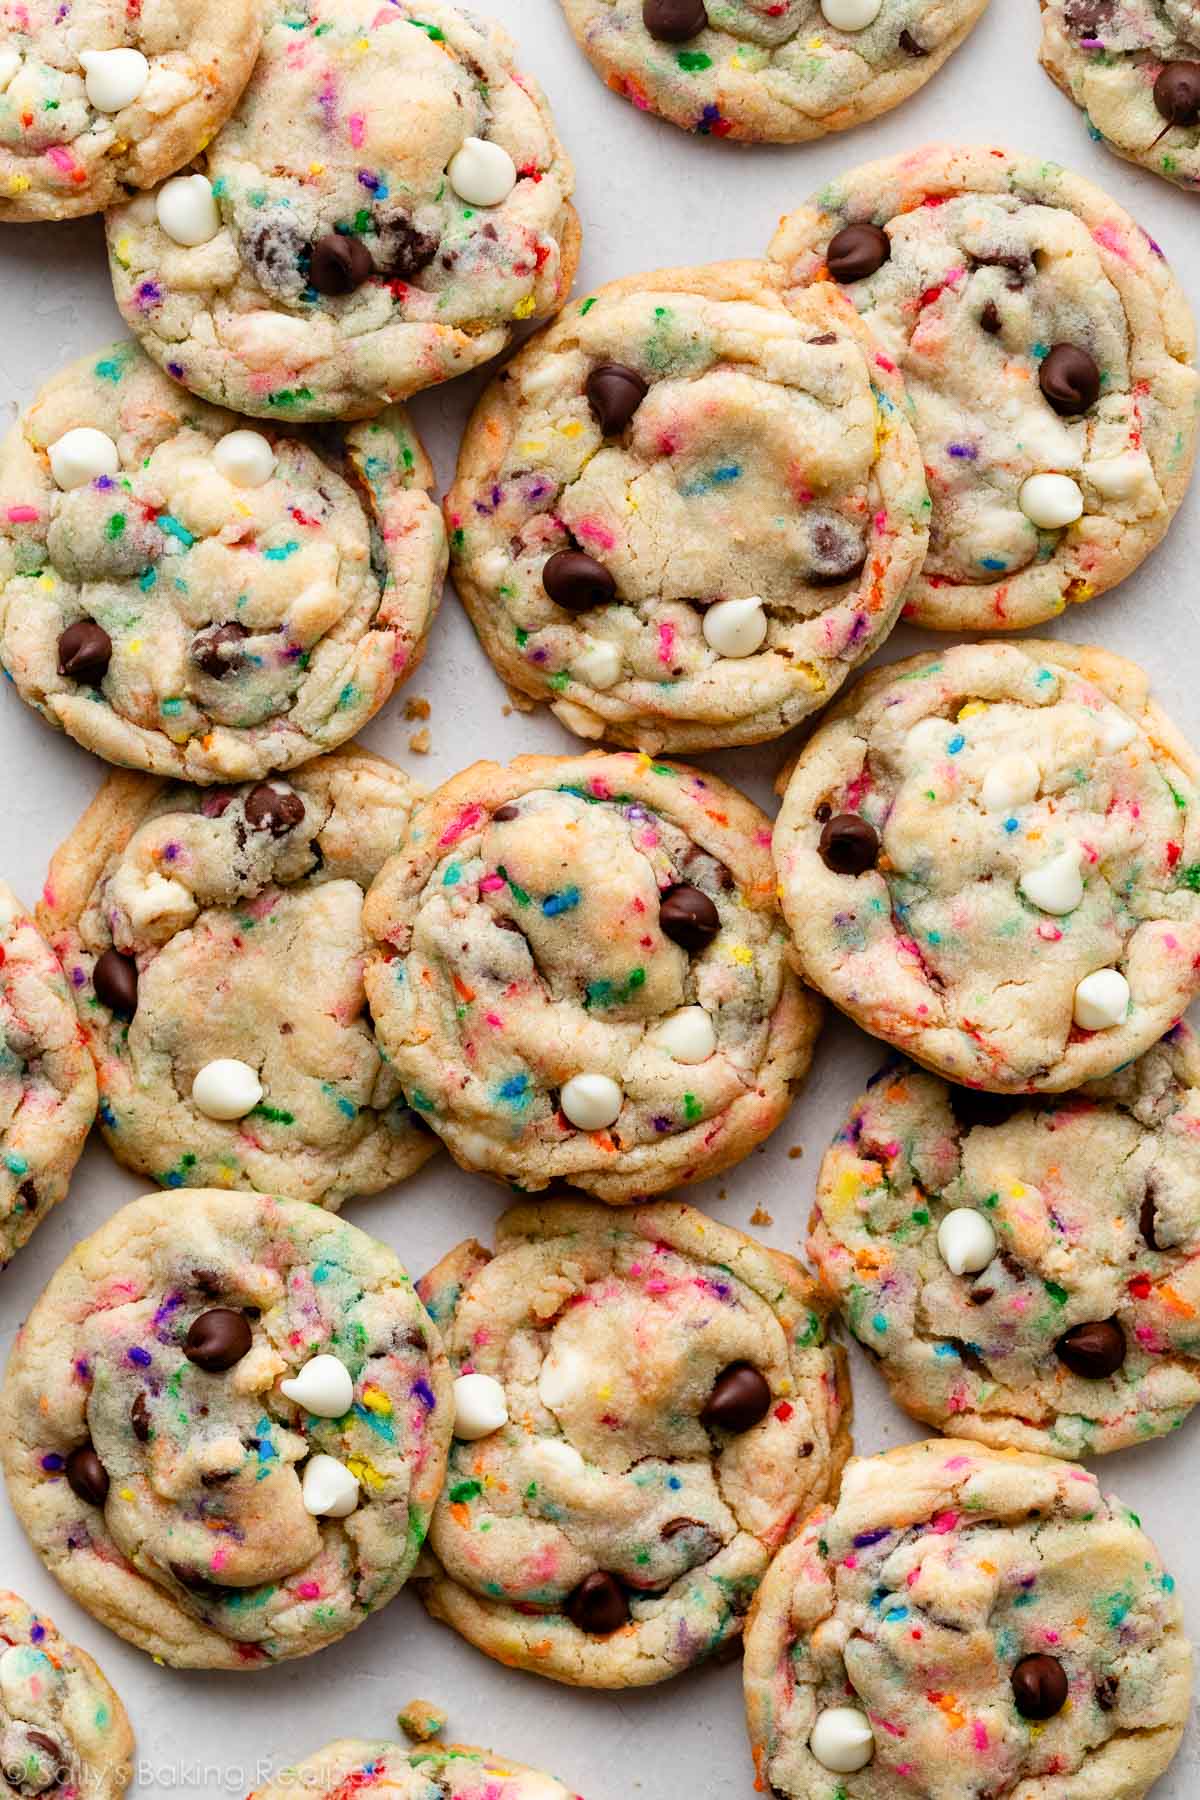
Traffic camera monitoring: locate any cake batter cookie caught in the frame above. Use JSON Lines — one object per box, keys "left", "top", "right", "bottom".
{"left": 446, "top": 263, "right": 928, "bottom": 754}
{"left": 0, "top": 1187, "right": 453, "bottom": 1670}
{"left": 812, "top": 1029, "right": 1200, "bottom": 1458}
{"left": 0, "top": 879, "right": 96, "bottom": 1271}
{"left": 249, "top": 1742, "right": 581, "bottom": 1800}
{"left": 0, "top": 1590, "right": 134, "bottom": 1796}
{"left": 774, "top": 640, "right": 1200, "bottom": 1094}
{"left": 0, "top": 342, "right": 445, "bottom": 782}
{"left": 39, "top": 747, "right": 437, "bottom": 1209}
{"left": 744, "top": 1438, "right": 1192, "bottom": 1800}
{"left": 363, "top": 752, "right": 822, "bottom": 1202}
{"left": 558, "top": 0, "right": 990, "bottom": 143}
{"left": 0, "top": 0, "right": 261, "bottom": 223}
{"left": 104, "top": 0, "right": 580, "bottom": 421}
{"left": 768, "top": 143, "right": 1199, "bottom": 632}
{"left": 415, "top": 1200, "right": 851, "bottom": 1688}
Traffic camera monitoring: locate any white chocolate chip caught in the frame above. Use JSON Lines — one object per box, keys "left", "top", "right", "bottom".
{"left": 529, "top": 1438, "right": 586, "bottom": 1479}
{"left": 1073, "top": 969, "right": 1130, "bottom": 1031}
{"left": 561, "top": 1072, "right": 622, "bottom": 1130}
{"left": 1020, "top": 844, "right": 1084, "bottom": 916}
{"left": 447, "top": 137, "right": 517, "bottom": 207}
{"left": 703, "top": 596, "right": 767, "bottom": 659}
{"left": 810, "top": 1707, "right": 875, "bottom": 1774}
{"left": 79, "top": 46, "right": 150, "bottom": 112}
{"left": 936, "top": 1208, "right": 998, "bottom": 1276}
{"left": 156, "top": 173, "right": 222, "bottom": 246}
{"left": 650, "top": 1006, "right": 717, "bottom": 1064}
{"left": 213, "top": 429, "right": 276, "bottom": 488}
{"left": 980, "top": 752, "right": 1040, "bottom": 813}
{"left": 820, "top": 0, "right": 883, "bottom": 26}
{"left": 538, "top": 1344, "right": 586, "bottom": 1413}
{"left": 453, "top": 1372, "right": 509, "bottom": 1441}
{"left": 1096, "top": 708, "right": 1137, "bottom": 753}
{"left": 47, "top": 426, "right": 120, "bottom": 491}
{"left": 280, "top": 1355, "right": 354, "bottom": 1418}
{"left": 1084, "top": 451, "right": 1154, "bottom": 503}
{"left": 301, "top": 1455, "right": 359, "bottom": 1518}
{"left": 573, "top": 639, "right": 622, "bottom": 691}
{"left": 1018, "top": 473, "right": 1084, "bottom": 530}
{"left": 192, "top": 1058, "right": 263, "bottom": 1121}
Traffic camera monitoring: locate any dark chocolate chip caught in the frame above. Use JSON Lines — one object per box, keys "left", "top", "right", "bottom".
{"left": 493, "top": 805, "right": 521, "bottom": 822}
{"left": 701, "top": 1362, "right": 772, "bottom": 1433}
{"left": 57, "top": 620, "right": 112, "bottom": 685}
{"left": 1012, "top": 1653, "right": 1069, "bottom": 1720}
{"left": 1095, "top": 1674, "right": 1120, "bottom": 1711}
{"left": 809, "top": 333, "right": 839, "bottom": 345}
{"left": 192, "top": 621, "right": 249, "bottom": 678}
{"left": 65, "top": 1445, "right": 109, "bottom": 1508}
{"left": 17, "top": 1179, "right": 37, "bottom": 1212}
{"left": 1154, "top": 61, "right": 1200, "bottom": 127}
{"left": 899, "top": 27, "right": 928, "bottom": 54}
{"left": 980, "top": 300, "right": 1002, "bottom": 335}
{"left": 25, "top": 1731, "right": 67, "bottom": 1784}
{"left": 309, "top": 232, "right": 374, "bottom": 296}
{"left": 1139, "top": 1186, "right": 1162, "bottom": 1252}
{"left": 818, "top": 814, "right": 879, "bottom": 876}
{"left": 131, "top": 1392, "right": 151, "bottom": 1443}
{"left": 184, "top": 1308, "right": 253, "bottom": 1373}
{"left": 1039, "top": 344, "right": 1101, "bottom": 416}
{"left": 808, "top": 517, "right": 868, "bottom": 586}
{"left": 565, "top": 1570, "right": 630, "bottom": 1634}
{"left": 659, "top": 884, "right": 720, "bottom": 951}
{"left": 244, "top": 781, "right": 305, "bottom": 836}
{"left": 542, "top": 549, "right": 616, "bottom": 612}
{"left": 826, "top": 223, "right": 890, "bottom": 283}
{"left": 92, "top": 948, "right": 138, "bottom": 1018}
{"left": 661, "top": 1515, "right": 708, "bottom": 1538}
{"left": 1064, "top": 0, "right": 1114, "bottom": 32}
{"left": 947, "top": 1087, "right": 1021, "bottom": 1131}
{"left": 586, "top": 363, "right": 649, "bottom": 435}
{"left": 642, "top": 0, "right": 707, "bottom": 42}
{"left": 375, "top": 213, "right": 439, "bottom": 280}
{"left": 1055, "top": 1318, "right": 1126, "bottom": 1378}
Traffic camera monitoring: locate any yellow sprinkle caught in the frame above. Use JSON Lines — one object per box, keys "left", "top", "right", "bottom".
{"left": 833, "top": 1168, "right": 864, "bottom": 1206}
{"left": 114, "top": 235, "right": 132, "bottom": 265}
{"left": 360, "top": 1385, "right": 393, "bottom": 1417}
{"left": 807, "top": 35, "right": 825, "bottom": 48}
{"left": 7, "top": 175, "right": 30, "bottom": 194}
{"left": 597, "top": 1383, "right": 612, "bottom": 1400}
{"left": 957, "top": 701, "right": 987, "bottom": 721}
{"left": 127, "top": 639, "right": 142, "bottom": 655}
{"left": 558, "top": 420, "right": 583, "bottom": 438}
{"left": 517, "top": 440, "right": 546, "bottom": 455}
{"left": 513, "top": 295, "right": 537, "bottom": 320}
{"left": 729, "top": 944, "right": 754, "bottom": 966}
{"left": 1009, "top": 1182, "right": 1026, "bottom": 1200}
{"left": 37, "top": 573, "right": 55, "bottom": 591}
{"left": 309, "top": 161, "right": 325, "bottom": 176}
{"left": 346, "top": 1456, "right": 387, "bottom": 1492}
{"left": 355, "top": 34, "right": 369, "bottom": 49}
{"left": 119, "top": 1488, "right": 135, "bottom": 1501}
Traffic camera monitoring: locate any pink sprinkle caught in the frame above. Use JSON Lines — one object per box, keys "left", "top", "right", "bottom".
{"left": 209, "top": 1548, "right": 229, "bottom": 1573}
{"left": 348, "top": 112, "right": 365, "bottom": 148}
{"left": 973, "top": 1722, "right": 989, "bottom": 1750}
{"left": 1037, "top": 922, "right": 1063, "bottom": 942}
{"left": 843, "top": 1554, "right": 858, "bottom": 1570}
{"left": 6, "top": 505, "right": 38, "bottom": 523}
{"left": 46, "top": 146, "right": 77, "bottom": 173}
{"left": 874, "top": 352, "right": 898, "bottom": 374}
{"left": 574, "top": 516, "right": 617, "bottom": 552}
{"left": 479, "top": 873, "right": 505, "bottom": 893}
{"left": 657, "top": 621, "right": 676, "bottom": 666}
{"left": 943, "top": 1456, "right": 972, "bottom": 1470}
{"left": 931, "top": 1510, "right": 959, "bottom": 1535}
{"left": 484, "top": 1011, "right": 504, "bottom": 1029}
{"left": 440, "top": 804, "right": 486, "bottom": 847}
{"left": 297, "top": 1581, "right": 321, "bottom": 1600}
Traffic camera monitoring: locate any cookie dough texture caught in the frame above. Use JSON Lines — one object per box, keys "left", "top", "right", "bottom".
{"left": 0, "top": 879, "right": 96, "bottom": 1271}
{"left": 363, "top": 752, "right": 822, "bottom": 1203}
{"left": 105, "top": 0, "right": 580, "bottom": 420}
{"left": 40, "top": 747, "right": 437, "bottom": 1208}
{"left": 0, "top": 343, "right": 445, "bottom": 783}
{"left": 744, "top": 1439, "right": 1192, "bottom": 1800}
{"left": 249, "top": 1742, "right": 581, "bottom": 1800}
{"left": 813, "top": 1030, "right": 1200, "bottom": 1457}
{"left": 774, "top": 641, "right": 1200, "bottom": 1093}
{"left": 416, "top": 1201, "right": 851, "bottom": 1688}
{"left": 447, "top": 263, "right": 928, "bottom": 754}
{"left": 558, "top": 0, "right": 990, "bottom": 142}
{"left": 0, "top": 1189, "right": 453, "bottom": 1670}
{"left": 769, "top": 143, "right": 1199, "bottom": 631}
{"left": 1040, "top": 1, "right": 1200, "bottom": 191}
{"left": 0, "top": 0, "right": 261, "bottom": 222}
{"left": 0, "top": 1590, "right": 134, "bottom": 1797}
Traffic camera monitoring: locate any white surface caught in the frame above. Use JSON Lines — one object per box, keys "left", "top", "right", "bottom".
{"left": 0, "top": 1, "right": 1198, "bottom": 1794}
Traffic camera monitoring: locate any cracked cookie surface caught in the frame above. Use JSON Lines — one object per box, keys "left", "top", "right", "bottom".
{"left": 249, "top": 1740, "right": 582, "bottom": 1799}
{"left": 0, "top": 1590, "right": 134, "bottom": 1798}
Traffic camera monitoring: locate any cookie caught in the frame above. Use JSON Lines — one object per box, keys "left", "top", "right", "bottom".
{"left": 743, "top": 1438, "right": 1192, "bottom": 1800}
{"left": 774, "top": 640, "right": 1200, "bottom": 1094}
{"left": 0, "top": 1187, "right": 452, "bottom": 1669}
{"left": 414, "top": 1200, "right": 851, "bottom": 1688}
{"left": 1040, "top": 1, "right": 1200, "bottom": 192}
{"left": 0, "top": 879, "right": 96, "bottom": 1270}
{"left": 0, "top": 1590, "right": 134, "bottom": 1797}
{"left": 39, "top": 747, "right": 438, "bottom": 1209}
{"left": 0, "top": 342, "right": 445, "bottom": 782}
{"left": 363, "top": 751, "right": 823, "bottom": 1202}
{"left": 557, "top": 0, "right": 990, "bottom": 143}
{"left": 0, "top": 0, "right": 260, "bottom": 223}
{"left": 104, "top": 0, "right": 580, "bottom": 421}
{"left": 768, "top": 143, "right": 1199, "bottom": 632}
{"left": 249, "top": 1742, "right": 581, "bottom": 1800}
{"left": 813, "top": 1029, "right": 1200, "bottom": 1458}
{"left": 446, "top": 263, "right": 928, "bottom": 754}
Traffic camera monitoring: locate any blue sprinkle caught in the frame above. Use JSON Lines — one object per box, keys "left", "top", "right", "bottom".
{"left": 542, "top": 887, "right": 580, "bottom": 917}
{"left": 947, "top": 734, "right": 965, "bottom": 754}
{"left": 157, "top": 513, "right": 195, "bottom": 548}
{"left": 1004, "top": 817, "right": 1019, "bottom": 834}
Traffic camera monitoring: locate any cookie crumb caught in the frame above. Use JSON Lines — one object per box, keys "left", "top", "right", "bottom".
{"left": 405, "top": 697, "right": 431, "bottom": 721}
{"left": 408, "top": 728, "right": 432, "bottom": 755}
{"left": 788, "top": 1146, "right": 804, "bottom": 1160}
{"left": 750, "top": 1204, "right": 773, "bottom": 1227}
{"left": 502, "top": 704, "right": 513, "bottom": 717}
{"left": 398, "top": 1698, "right": 447, "bottom": 1742}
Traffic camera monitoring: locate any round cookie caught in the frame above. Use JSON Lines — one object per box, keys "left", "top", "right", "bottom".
{"left": 363, "top": 751, "right": 823, "bottom": 1202}
{"left": 415, "top": 1200, "right": 851, "bottom": 1688}
{"left": 104, "top": 0, "right": 580, "bottom": 421}
{"left": 249, "top": 1742, "right": 580, "bottom": 1800}
{"left": 774, "top": 640, "right": 1200, "bottom": 1094}
{"left": 0, "top": 879, "right": 96, "bottom": 1271}
{"left": 446, "top": 263, "right": 928, "bottom": 754}
{"left": 39, "top": 747, "right": 437, "bottom": 1209}
{"left": 768, "top": 143, "right": 1199, "bottom": 632}
{"left": 0, "top": 1188, "right": 453, "bottom": 1670}
{"left": 812, "top": 1029, "right": 1200, "bottom": 1458}
{"left": 0, "top": 0, "right": 261, "bottom": 223}
{"left": 743, "top": 1438, "right": 1192, "bottom": 1800}
{"left": 0, "top": 342, "right": 445, "bottom": 782}
{"left": 557, "top": 0, "right": 991, "bottom": 143}
{"left": 1040, "top": 1, "right": 1200, "bottom": 192}
{"left": 0, "top": 1590, "right": 134, "bottom": 1797}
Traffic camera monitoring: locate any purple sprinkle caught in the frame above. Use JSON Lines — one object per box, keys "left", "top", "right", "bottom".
{"left": 153, "top": 1289, "right": 185, "bottom": 1327}
{"left": 135, "top": 279, "right": 163, "bottom": 308}
{"left": 40, "top": 1453, "right": 65, "bottom": 1472}
{"left": 94, "top": 475, "right": 115, "bottom": 491}
{"left": 527, "top": 480, "right": 551, "bottom": 501}
{"left": 652, "top": 1114, "right": 672, "bottom": 1132}
{"left": 530, "top": 648, "right": 549, "bottom": 664}
{"left": 127, "top": 1346, "right": 152, "bottom": 1368}
{"left": 167, "top": 362, "right": 184, "bottom": 379}
{"left": 29, "top": 1623, "right": 45, "bottom": 1644}
{"left": 412, "top": 1377, "right": 436, "bottom": 1411}
{"left": 357, "top": 168, "right": 381, "bottom": 192}
{"left": 73, "top": 1357, "right": 91, "bottom": 1381}
{"left": 162, "top": 842, "right": 180, "bottom": 863}
{"left": 71, "top": 966, "right": 86, "bottom": 989}
{"left": 846, "top": 612, "right": 869, "bottom": 646}
{"left": 853, "top": 1527, "right": 892, "bottom": 1549}
{"left": 947, "top": 442, "right": 979, "bottom": 461}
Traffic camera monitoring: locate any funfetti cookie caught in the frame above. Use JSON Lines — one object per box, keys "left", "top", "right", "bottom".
{"left": 813, "top": 1030, "right": 1200, "bottom": 1459}
{"left": 768, "top": 144, "right": 1199, "bottom": 632}
{"left": 0, "top": 1590, "right": 134, "bottom": 1796}
{"left": 363, "top": 752, "right": 823, "bottom": 1203}
{"left": 0, "top": 0, "right": 261, "bottom": 223}
{"left": 446, "top": 263, "right": 929, "bottom": 755}
{"left": 557, "top": 0, "right": 990, "bottom": 143}
{"left": 0, "top": 1188, "right": 453, "bottom": 1670}
{"left": 248, "top": 1742, "right": 582, "bottom": 1800}
{"left": 40, "top": 748, "right": 438, "bottom": 1209}
{"left": 744, "top": 1439, "right": 1192, "bottom": 1800}
{"left": 415, "top": 1200, "right": 851, "bottom": 1688}
{"left": 773, "top": 640, "right": 1200, "bottom": 1095}
{"left": 104, "top": 0, "right": 580, "bottom": 422}
{"left": 0, "top": 343, "right": 445, "bottom": 782}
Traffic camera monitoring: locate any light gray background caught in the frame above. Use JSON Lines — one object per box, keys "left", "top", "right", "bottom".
{"left": 1, "top": 0, "right": 1198, "bottom": 1792}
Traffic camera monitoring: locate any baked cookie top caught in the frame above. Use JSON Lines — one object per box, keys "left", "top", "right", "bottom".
{"left": 744, "top": 1438, "right": 1192, "bottom": 1800}
{"left": 0, "top": 342, "right": 445, "bottom": 783}
{"left": 104, "top": 0, "right": 580, "bottom": 420}
{"left": 0, "top": 1188, "right": 452, "bottom": 1670}
{"left": 363, "top": 751, "right": 822, "bottom": 1203}
{"left": 248, "top": 1742, "right": 582, "bottom": 1800}
{"left": 416, "top": 1200, "right": 851, "bottom": 1688}
{"left": 0, "top": 0, "right": 261, "bottom": 222}
{"left": 773, "top": 641, "right": 1200, "bottom": 1093}
{"left": 769, "top": 143, "right": 1198, "bottom": 631}
{"left": 40, "top": 748, "right": 437, "bottom": 1209}
{"left": 812, "top": 1030, "right": 1200, "bottom": 1458}
{"left": 558, "top": 0, "right": 990, "bottom": 143}
{"left": 0, "top": 1590, "right": 134, "bottom": 1798}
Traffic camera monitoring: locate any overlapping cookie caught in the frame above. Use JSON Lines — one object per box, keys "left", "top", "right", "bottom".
{"left": 248, "top": 1742, "right": 581, "bottom": 1800}
{"left": 0, "top": 1590, "right": 134, "bottom": 1797}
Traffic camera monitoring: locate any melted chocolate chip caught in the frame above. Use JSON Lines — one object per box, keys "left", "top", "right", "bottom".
{"left": 493, "top": 805, "right": 521, "bottom": 822}
{"left": 542, "top": 549, "right": 617, "bottom": 612}
{"left": 980, "top": 300, "right": 1003, "bottom": 335}
{"left": 1012, "top": 1653, "right": 1069, "bottom": 1720}
{"left": 192, "top": 621, "right": 249, "bottom": 678}
{"left": 818, "top": 814, "right": 879, "bottom": 876}
{"left": 586, "top": 363, "right": 649, "bottom": 435}
{"left": 65, "top": 1444, "right": 109, "bottom": 1507}
{"left": 130, "top": 1392, "right": 151, "bottom": 1443}
{"left": 565, "top": 1570, "right": 630, "bottom": 1634}
{"left": 808, "top": 517, "right": 868, "bottom": 586}
{"left": 246, "top": 219, "right": 309, "bottom": 293}
{"left": 57, "top": 621, "right": 111, "bottom": 685}
{"left": 17, "top": 1179, "right": 37, "bottom": 1212}
{"left": 1064, "top": 0, "right": 1114, "bottom": 32}
{"left": 826, "top": 223, "right": 890, "bottom": 282}
{"left": 1039, "top": 344, "right": 1101, "bottom": 416}
{"left": 947, "top": 1087, "right": 1020, "bottom": 1131}
{"left": 701, "top": 1362, "right": 772, "bottom": 1433}
{"left": 1154, "top": 61, "right": 1200, "bottom": 127}
{"left": 92, "top": 948, "right": 138, "bottom": 1018}
{"left": 1139, "top": 1185, "right": 1162, "bottom": 1252}
{"left": 1095, "top": 1674, "right": 1120, "bottom": 1711}
{"left": 659, "top": 884, "right": 720, "bottom": 951}
{"left": 375, "top": 213, "right": 439, "bottom": 280}
{"left": 184, "top": 1308, "right": 253, "bottom": 1373}
{"left": 244, "top": 781, "right": 305, "bottom": 836}
{"left": 898, "top": 27, "right": 928, "bottom": 54}
{"left": 1055, "top": 1318, "right": 1126, "bottom": 1378}
{"left": 309, "top": 232, "right": 374, "bottom": 296}
{"left": 642, "top": 0, "right": 707, "bottom": 41}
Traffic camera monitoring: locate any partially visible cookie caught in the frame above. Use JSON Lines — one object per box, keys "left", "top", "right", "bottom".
{"left": 0, "top": 343, "right": 445, "bottom": 782}
{"left": 0, "top": 0, "right": 261, "bottom": 222}
{"left": 0, "top": 1590, "right": 133, "bottom": 1796}
{"left": 415, "top": 1200, "right": 851, "bottom": 1688}
{"left": 769, "top": 143, "right": 1199, "bottom": 631}
{"left": 248, "top": 1742, "right": 581, "bottom": 1800}
{"left": 744, "top": 1439, "right": 1192, "bottom": 1800}
{"left": 446, "top": 263, "right": 929, "bottom": 754}
{"left": 40, "top": 748, "right": 437, "bottom": 1209}
{"left": 1, "top": 1188, "right": 453, "bottom": 1669}
{"left": 105, "top": 0, "right": 580, "bottom": 420}
{"left": 558, "top": 0, "right": 990, "bottom": 143}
